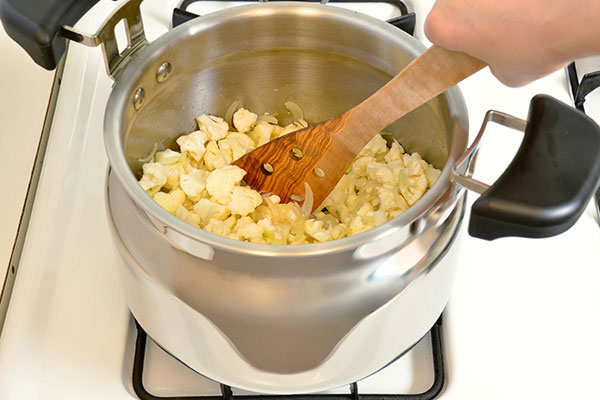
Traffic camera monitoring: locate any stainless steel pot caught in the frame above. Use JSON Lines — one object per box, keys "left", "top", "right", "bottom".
{"left": 3, "top": 0, "right": 600, "bottom": 394}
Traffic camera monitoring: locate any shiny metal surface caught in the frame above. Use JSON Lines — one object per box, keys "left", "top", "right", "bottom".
{"left": 101, "top": 2, "right": 471, "bottom": 391}
{"left": 60, "top": 0, "right": 147, "bottom": 79}
{"left": 453, "top": 110, "right": 528, "bottom": 194}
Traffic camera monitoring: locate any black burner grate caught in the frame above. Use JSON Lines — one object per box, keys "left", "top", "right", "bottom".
{"left": 132, "top": 316, "right": 445, "bottom": 400}
{"left": 566, "top": 62, "right": 600, "bottom": 220}
{"left": 172, "top": 0, "right": 416, "bottom": 36}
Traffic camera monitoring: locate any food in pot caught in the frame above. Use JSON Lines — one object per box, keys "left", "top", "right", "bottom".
{"left": 138, "top": 104, "right": 440, "bottom": 244}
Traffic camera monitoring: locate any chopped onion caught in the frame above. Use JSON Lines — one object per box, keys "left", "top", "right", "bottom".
{"left": 284, "top": 101, "right": 304, "bottom": 122}
{"left": 224, "top": 100, "right": 242, "bottom": 126}
{"left": 137, "top": 142, "right": 158, "bottom": 163}
{"left": 300, "top": 182, "right": 314, "bottom": 218}
{"left": 257, "top": 114, "right": 279, "bottom": 124}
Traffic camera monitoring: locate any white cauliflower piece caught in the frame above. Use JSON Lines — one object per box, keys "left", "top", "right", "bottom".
{"left": 180, "top": 169, "right": 209, "bottom": 202}
{"left": 233, "top": 108, "right": 258, "bottom": 133}
{"left": 204, "top": 219, "right": 232, "bottom": 237}
{"left": 397, "top": 154, "right": 428, "bottom": 206}
{"left": 139, "top": 162, "right": 167, "bottom": 194}
{"left": 153, "top": 189, "right": 186, "bottom": 214}
{"left": 228, "top": 186, "right": 263, "bottom": 217}
{"left": 193, "top": 199, "right": 230, "bottom": 225}
{"left": 366, "top": 163, "right": 395, "bottom": 186}
{"left": 203, "top": 140, "right": 230, "bottom": 171}
{"left": 175, "top": 205, "right": 201, "bottom": 227}
{"left": 155, "top": 149, "right": 181, "bottom": 165}
{"left": 196, "top": 114, "right": 229, "bottom": 141}
{"left": 218, "top": 137, "right": 249, "bottom": 162}
{"left": 176, "top": 131, "right": 208, "bottom": 161}
{"left": 206, "top": 165, "right": 247, "bottom": 205}
{"left": 420, "top": 160, "right": 441, "bottom": 188}
{"left": 235, "top": 217, "right": 264, "bottom": 240}
{"left": 249, "top": 122, "right": 274, "bottom": 147}
{"left": 384, "top": 142, "right": 405, "bottom": 163}
{"left": 359, "top": 134, "right": 388, "bottom": 157}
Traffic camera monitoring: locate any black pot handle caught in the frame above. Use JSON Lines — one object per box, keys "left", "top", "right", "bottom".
{"left": 0, "top": 0, "right": 101, "bottom": 69}
{"left": 456, "top": 95, "right": 600, "bottom": 240}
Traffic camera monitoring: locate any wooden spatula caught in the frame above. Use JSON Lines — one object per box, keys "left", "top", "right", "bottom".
{"left": 233, "top": 45, "right": 486, "bottom": 212}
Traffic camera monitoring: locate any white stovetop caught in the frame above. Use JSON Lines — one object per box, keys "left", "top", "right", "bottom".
{"left": 0, "top": 0, "right": 599, "bottom": 399}
{"left": 0, "top": 24, "right": 53, "bottom": 304}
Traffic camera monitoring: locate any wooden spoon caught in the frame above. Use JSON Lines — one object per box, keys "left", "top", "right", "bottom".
{"left": 233, "top": 45, "right": 486, "bottom": 212}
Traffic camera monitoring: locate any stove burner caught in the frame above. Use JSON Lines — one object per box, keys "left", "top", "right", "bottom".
{"left": 172, "top": 0, "right": 416, "bottom": 36}
{"left": 131, "top": 316, "right": 445, "bottom": 400}
{"left": 565, "top": 62, "right": 600, "bottom": 220}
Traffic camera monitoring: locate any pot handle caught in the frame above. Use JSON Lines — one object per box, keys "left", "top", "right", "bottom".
{"left": 0, "top": 0, "right": 100, "bottom": 69}
{"left": 0, "top": 0, "right": 146, "bottom": 78}
{"left": 454, "top": 95, "right": 600, "bottom": 240}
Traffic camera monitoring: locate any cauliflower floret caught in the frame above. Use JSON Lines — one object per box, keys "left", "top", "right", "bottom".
{"left": 206, "top": 165, "right": 247, "bottom": 205}
{"left": 420, "top": 160, "right": 441, "bottom": 188}
{"left": 397, "top": 154, "right": 428, "bottom": 206}
{"left": 233, "top": 108, "right": 258, "bottom": 133}
{"left": 249, "top": 122, "right": 274, "bottom": 147}
{"left": 359, "top": 134, "right": 388, "bottom": 157}
{"left": 366, "top": 163, "right": 395, "bottom": 186}
{"left": 138, "top": 104, "right": 440, "bottom": 244}
{"left": 235, "top": 217, "right": 264, "bottom": 240}
{"left": 175, "top": 205, "right": 201, "bottom": 227}
{"left": 139, "top": 162, "right": 167, "bottom": 195}
{"left": 384, "top": 142, "right": 405, "bottom": 163}
{"left": 180, "top": 169, "right": 209, "bottom": 202}
{"left": 193, "top": 199, "right": 230, "bottom": 225}
{"left": 176, "top": 131, "right": 208, "bottom": 161}
{"left": 229, "top": 186, "right": 263, "bottom": 217}
{"left": 204, "top": 218, "right": 232, "bottom": 237}
{"left": 218, "top": 137, "right": 250, "bottom": 163}
{"left": 203, "top": 140, "right": 230, "bottom": 171}
{"left": 153, "top": 189, "right": 186, "bottom": 214}
{"left": 196, "top": 114, "right": 229, "bottom": 141}
{"left": 155, "top": 149, "right": 181, "bottom": 165}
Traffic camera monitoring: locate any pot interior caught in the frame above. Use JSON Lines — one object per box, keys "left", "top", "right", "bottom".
{"left": 119, "top": 4, "right": 454, "bottom": 177}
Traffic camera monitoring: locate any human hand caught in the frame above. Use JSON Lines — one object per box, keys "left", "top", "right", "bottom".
{"left": 424, "top": 0, "right": 600, "bottom": 87}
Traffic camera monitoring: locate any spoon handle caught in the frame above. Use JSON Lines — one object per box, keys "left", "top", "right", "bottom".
{"left": 339, "top": 45, "right": 486, "bottom": 148}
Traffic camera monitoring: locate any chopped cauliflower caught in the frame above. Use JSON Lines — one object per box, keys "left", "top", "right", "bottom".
{"left": 193, "top": 199, "right": 230, "bottom": 225}
{"left": 233, "top": 108, "right": 258, "bottom": 133}
{"left": 206, "top": 165, "right": 246, "bottom": 205}
{"left": 155, "top": 149, "right": 182, "bottom": 165}
{"left": 176, "top": 131, "right": 208, "bottom": 161}
{"left": 139, "top": 162, "right": 167, "bottom": 195}
{"left": 196, "top": 114, "right": 229, "bottom": 141}
{"left": 180, "top": 169, "right": 208, "bottom": 202}
{"left": 229, "top": 186, "right": 263, "bottom": 216}
{"left": 139, "top": 105, "right": 441, "bottom": 244}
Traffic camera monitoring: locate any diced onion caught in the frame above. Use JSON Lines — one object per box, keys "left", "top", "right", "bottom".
{"left": 284, "top": 101, "right": 304, "bottom": 121}
{"left": 137, "top": 142, "right": 158, "bottom": 163}
{"left": 300, "top": 182, "right": 313, "bottom": 218}
{"left": 224, "top": 100, "right": 242, "bottom": 126}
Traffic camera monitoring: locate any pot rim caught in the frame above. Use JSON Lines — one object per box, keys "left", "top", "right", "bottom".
{"left": 104, "top": 2, "right": 469, "bottom": 257}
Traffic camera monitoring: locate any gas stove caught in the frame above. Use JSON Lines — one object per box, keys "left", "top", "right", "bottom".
{"left": 0, "top": 1, "right": 599, "bottom": 399}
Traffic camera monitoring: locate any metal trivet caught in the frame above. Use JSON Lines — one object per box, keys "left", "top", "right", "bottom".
{"left": 566, "top": 62, "right": 600, "bottom": 220}
{"left": 132, "top": 316, "right": 445, "bottom": 400}
{"left": 172, "top": 0, "right": 416, "bottom": 36}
